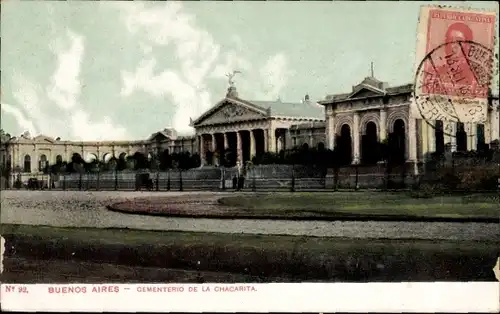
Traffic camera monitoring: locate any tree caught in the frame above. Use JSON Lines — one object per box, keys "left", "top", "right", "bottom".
{"left": 159, "top": 149, "right": 172, "bottom": 170}
{"left": 133, "top": 152, "right": 148, "bottom": 170}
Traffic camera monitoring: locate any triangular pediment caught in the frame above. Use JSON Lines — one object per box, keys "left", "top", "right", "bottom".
{"left": 148, "top": 132, "right": 169, "bottom": 142}
{"left": 348, "top": 84, "right": 385, "bottom": 99}
{"left": 192, "top": 98, "right": 268, "bottom": 126}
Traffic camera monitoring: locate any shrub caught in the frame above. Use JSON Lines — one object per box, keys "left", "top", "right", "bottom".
{"left": 13, "top": 179, "right": 23, "bottom": 189}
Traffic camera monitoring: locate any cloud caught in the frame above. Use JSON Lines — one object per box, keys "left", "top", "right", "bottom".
{"left": 2, "top": 30, "right": 129, "bottom": 141}
{"left": 0, "top": 102, "right": 38, "bottom": 136}
{"left": 71, "top": 110, "right": 128, "bottom": 142}
{"left": 118, "top": 2, "right": 294, "bottom": 134}
{"left": 258, "top": 53, "right": 291, "bottom": 99}
{"left": 46, "top": 30, "right": 85, "bottom": 110}
{"left": 120, "top": 57, "right": 212, "bottom": 134}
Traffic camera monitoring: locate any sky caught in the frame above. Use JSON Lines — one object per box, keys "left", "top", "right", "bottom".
{"left": 1, "top": 1, "right": 498, "bottom": 141}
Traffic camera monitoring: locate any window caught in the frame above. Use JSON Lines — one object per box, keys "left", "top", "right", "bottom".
{"left": 39, "top": 154, "right": 48, "bottom": 171}
{"left": 23, "top": 155, "right": 31, "bottom": 173}
{"left": 292, "top": 137, "right": 297, "bottom": 147}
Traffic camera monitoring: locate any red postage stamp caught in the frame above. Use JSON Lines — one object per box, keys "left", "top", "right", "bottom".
{"left": 413, "top": 6, "right": 497, "bottom": 123}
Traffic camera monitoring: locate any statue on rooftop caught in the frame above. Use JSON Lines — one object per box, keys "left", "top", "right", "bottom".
{"left": 226, "top": 70, "right": 242, "bottom": 87}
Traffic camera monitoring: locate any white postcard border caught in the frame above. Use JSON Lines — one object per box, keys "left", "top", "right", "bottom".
{"left": 1, "top": 282, "right": 499, "bottom": 312}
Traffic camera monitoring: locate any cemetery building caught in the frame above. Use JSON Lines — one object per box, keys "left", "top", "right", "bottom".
{"left": 190, "top": 85, "right": 325, "bottom": 165}
{"left": 318, "top": 76, "right": 500, "bottom": 167}
{"left": 1, "top": 76, "right": 499, "bottom": 184}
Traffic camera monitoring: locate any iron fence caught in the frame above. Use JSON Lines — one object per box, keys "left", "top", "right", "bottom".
{"left": 4, "top": 160, "right": 499, "bottom": 193}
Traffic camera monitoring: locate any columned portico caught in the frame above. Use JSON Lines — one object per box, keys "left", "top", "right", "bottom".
{"left": 190, "top": 85, "right": 325, "bottom": 166}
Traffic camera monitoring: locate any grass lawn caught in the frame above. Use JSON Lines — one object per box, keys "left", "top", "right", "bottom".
{"left": 217, "top": 192, "right": 499, "bottom": 220}
{"left": 2, "top": 224, "right": 498, "bottom": 282}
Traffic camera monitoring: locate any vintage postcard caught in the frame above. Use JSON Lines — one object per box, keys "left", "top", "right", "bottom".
{"left": 0, "top": 1, "right": 499, "bottom": 312}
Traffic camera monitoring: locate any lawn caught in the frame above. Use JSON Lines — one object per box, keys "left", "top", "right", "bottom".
{"left": 217, "top": 192, "right": 500, "bottom": 221}
{"left": 1, "top": 223, "right": 498, "bottom": 282}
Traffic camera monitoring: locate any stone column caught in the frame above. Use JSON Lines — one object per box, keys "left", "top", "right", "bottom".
{"left": 34, "top": 145, "right": 38, "bottom": 173}
{"left": 263, "top": 130, "right": 268, "bottom": 153}
{"left": 468, "top": 123, "right": 477, "bottom": 151}
{"left": 210, "top": 133, "right": 216, "bottom": 152}
{"left": 379, "top": 109, "right": 387, "bottom": 142}
{"left": 407, "top": 117, "right": 419, "bottom": 176}
{"left": 352, "top": 113, "right": 360, "bottom": 164}
{"left": 223, "top": 133, "right": 229, "bottom": 149}
{"left": 199, "top": 135, "right": 206, "bottom": 166}
{"left": 447, "top": 121, "right": 457, "bottom": 152}
{"left": 427, "top": 120, "right": 436, "bottom": 155}
{"left": 327, "top": 114, "right": 335, "bottom": 150}
{"left": 268, "top": 128, "right": 276, "bottom": 153}
{"left": 12, "top": 146, "right": 16, "bottom": 171}
{"left": 236, "top": 131, "right": 242, "bottom": 163}
{"left": 490, "top": 105, "right": 499, "bottom": 142}
{"left": 210, "top": 133, "right": 217, "bottom": 165}
{"left": 64, "top": 145, "right": 69, "bottom": 163}
{"left": 250, "top": 130, "right": 256, "bottom": 159}
{"left": 408, "top": 117, "right": 418, "bottom": 162}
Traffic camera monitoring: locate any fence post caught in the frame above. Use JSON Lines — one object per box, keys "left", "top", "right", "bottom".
{"left": 221, "top": 168, "right": 226, "bottom": 191}
{"left": 385, "top": 162, "right": 390, "bottom": 191}
{"left": 97, "top": 168, "right": 100, "bottom": 191}
{"left": 252, "top": 171, "right": 256, "bottom": 192}
{"left": 114, "top": 168, "right": 118, "bottom": 190}
{"left": 290, "top": 165, "right": 295, "bottom": 192}
{"left": 79, "top": 172, "right": 82, "bottom": 191}
{"left": 323, "top": 167, "right": 327, "bottom": 190}
{"left": 167, "top": 170, "right": 171, "bottom": 191}
{"left": 156, "top": 171, "right": 159, "bottom": 191}
{"left": 333, "top": 166, "right": 338, "bottom": 191}
{"left": 354, "top": 165, "right": 359, "bottom": 191}
{"left": 401, "top": 162, "right": 406, "bottom": 189}
{"left": 179, "top": 169, "right": 183, "bottom": 191}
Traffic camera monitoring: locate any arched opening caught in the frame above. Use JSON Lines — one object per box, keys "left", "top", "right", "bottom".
{"left": 361, "top": 121, "right": 379, "bottom": 164}
{"left": 456, "top": 122, "right": 467, "bottom": 152}
{"left": 102, "top": 152, "right": 114, "bottom": 163}
{"left": 335, "top": 124, "right": 352, "bottom": 165}
{"left": 435, "top": 120, "right": 445, "bottom": 155}
{"left": 23, "top": 155, "right": 31, "bottom": 173}
{"left": 56, "top": 155, "right": 63, "bottom": 164}
{"left": 389, "top": 119, "right": 406, "bottom": 164}
{"left": 39, "top": 154, "right": 48, "bottom": 172}
{"left": 117, "top": 153, "right": 128, "bottom": 171}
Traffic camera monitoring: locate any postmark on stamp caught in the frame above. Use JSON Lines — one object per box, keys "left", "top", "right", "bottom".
{"left": 411, "top": 6, "right": 497, "bottom": 134}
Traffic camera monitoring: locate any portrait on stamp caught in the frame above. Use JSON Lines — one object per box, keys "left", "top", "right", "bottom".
{"left": 413, "top": 7, "right": 497, "bottom": 124}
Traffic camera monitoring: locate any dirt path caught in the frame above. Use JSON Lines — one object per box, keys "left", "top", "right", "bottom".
{"left": 1, "top": 190, "right": 499, "bottom": 240}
